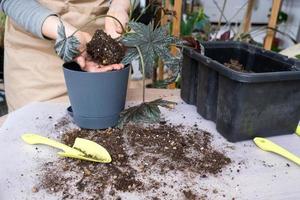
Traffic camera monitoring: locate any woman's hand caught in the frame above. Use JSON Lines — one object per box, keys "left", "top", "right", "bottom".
{"left": 74, "top": 31, "right": 124, "bottom": 72}
{"left": 42, "top": 16, "right": 124, "bottom": 72}
{"left": 105, "top": 5, "right": 129, "bottom": 38}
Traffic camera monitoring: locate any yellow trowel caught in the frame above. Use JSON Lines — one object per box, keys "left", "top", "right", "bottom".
{"left": 296, "top": 121, "right": 300, "bottom": 136}
{"left": 22, "top": 133, "right": 111, "bottom": 163}
{"left": 254, "top": 137, "right": 300, "bottom": 166}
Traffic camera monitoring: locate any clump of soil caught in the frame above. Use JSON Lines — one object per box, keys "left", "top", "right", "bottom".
{"left": 224, "top": 59, "right": 251, "bottom": 72}
{"left": 183, "top": 190, "right": 198, "bottom": 200}
{"left": 86, "top": 29, "right": 125, "bottom": 65}
{"left": 37, "top": 123, "right": 231, "bottom": 199}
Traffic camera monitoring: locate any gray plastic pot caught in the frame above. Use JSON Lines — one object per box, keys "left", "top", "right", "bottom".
{"left": 63, "top": 62, "right": 130, "bottom": 129}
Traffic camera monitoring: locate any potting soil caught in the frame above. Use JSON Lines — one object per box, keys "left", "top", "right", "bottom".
{"left": 224, "top": 59, "right": 251, "bottom": 72}
{"left": 86, "top": 29, "right": 125, "bottom": 65}
{"left": 37, "top": 119, "right": 231, "bottom": 200}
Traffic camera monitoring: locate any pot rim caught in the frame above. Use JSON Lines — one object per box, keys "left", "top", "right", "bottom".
{"left": 63, "top": 61, "right": 130, "bottom": 75}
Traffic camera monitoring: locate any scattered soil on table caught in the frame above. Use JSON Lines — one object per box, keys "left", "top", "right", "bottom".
{"left": 182, "top": 190, "right": 198, "bottom": 200}
{"left": 86, "top": 29, "right": 125, "bottom": 65}
{"left": 38, "top": 123, "right": 231, "bottom": 199}
{"left": 224, "top": 59, "right": 252, "bottom": 73}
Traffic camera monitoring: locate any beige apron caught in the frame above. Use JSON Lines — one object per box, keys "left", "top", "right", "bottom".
{"left": 4, "top": 0, "right": 109, "bottom": 111}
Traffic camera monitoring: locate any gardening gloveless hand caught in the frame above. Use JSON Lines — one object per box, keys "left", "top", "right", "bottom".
{"left": 74, "top": 31, "right": 124, "bottom": 72}
{"left": 42, "top": 15, "right": 124, "bottom": 72}
{"left": 105, "top": 4, "right": 129, "bottom": 39}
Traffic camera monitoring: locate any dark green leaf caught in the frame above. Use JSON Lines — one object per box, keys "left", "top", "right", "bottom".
{"left": 121, "top": 47, "right": 138, "bottom": 65}
{"left": 54, "top": 22, "right": 80, "bottom": 62}
{"left": 140, "top": 43, "right": 156, "bottom": 76}
{"left": 117, "top": 99, "right": 176, "bottom": 129}
{"left": 121, "top": 22, "right": 182, "bottom": 77}
{"left": 121, "top": 33, "right": 146, "bottom": 47}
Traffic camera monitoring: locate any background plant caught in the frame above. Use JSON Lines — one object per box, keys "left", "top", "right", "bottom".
{"left": 0, "top": 12, "right": 6, "bottom": 48}
{"left": 181, "top": 8, "right": 211, "bottom": 41}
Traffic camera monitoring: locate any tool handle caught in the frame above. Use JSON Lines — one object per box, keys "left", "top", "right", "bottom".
{"left": 296, "top": 122, "right": 300, "bottom": 136}
{"left": 22, "top": 133, "right": 73, "bottom": 152}
{"left": 254, "top": 137, "right": 300, "bottom": 166}
{"left": 269, "top": 142, "right": 300, "bottom": 165}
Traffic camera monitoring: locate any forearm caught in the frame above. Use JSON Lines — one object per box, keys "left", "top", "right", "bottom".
{"left": 42, "top": 15, "right": 89, "bottom": 53}
{"left": 41, "top": 15, "right": 77, "bottom": 40}
{"left": 0, "top": 0, "right": 55, "bottom": 38}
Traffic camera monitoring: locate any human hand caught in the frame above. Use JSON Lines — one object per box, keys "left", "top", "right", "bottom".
{"left": 105, "top": 5, "right": 129, "bottom": 38}
{"left": 74, "top": 31, "right": 124, "bottom": 72}
{"left": 42, "top": 16, "right": 124, "bottom": 72}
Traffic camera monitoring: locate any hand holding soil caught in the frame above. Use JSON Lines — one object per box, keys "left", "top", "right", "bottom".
{"left": 74, "top": 0, "right": 129, "bottom": 72}
{"left": 74, "top": 31, "right": 124, "bottom": 72}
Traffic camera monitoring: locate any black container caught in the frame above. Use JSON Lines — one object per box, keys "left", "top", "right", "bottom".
{"left": 181, "top": 41, "right": 300, "bottom": 142}
{"left": 63, "top": 62, "right": 130, "bottom": 129}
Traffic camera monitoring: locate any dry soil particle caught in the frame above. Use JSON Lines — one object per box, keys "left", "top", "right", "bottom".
{"left": 182, "top": 190, "right": 197, "bottom": 200}
{"left": 224, "top": 59, "right": 251, "bottom": 72}
{"left": 86, "top": 29, "right": 125, "bottom": 65}
{"left": 38, "top": 123, "right": 231, "bottom": 199}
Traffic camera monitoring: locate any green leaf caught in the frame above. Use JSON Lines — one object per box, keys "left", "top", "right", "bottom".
{"left": 121, "top": 22, "right": 182, "bottom": 77}
{"left": 117, "top": 99, "right": 176, "bottom": 129}
{"left": 140, "top": 43, "right": 156, "bottom": 76}
{"left": 296, "top": 54, "right": 300, "bottom": 60}
{"left": 181, "top": 13, "right": 197, "bottom": 36}
{"left": 121, "top": 47, "right": 138, "bottom": 65}
{"left": 54, "top": 21, "right": 80, "bottom": 62}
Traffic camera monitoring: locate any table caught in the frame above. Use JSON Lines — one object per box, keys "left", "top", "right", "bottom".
{"left": 1, "top": 88, "right": 300, "bottom": 199}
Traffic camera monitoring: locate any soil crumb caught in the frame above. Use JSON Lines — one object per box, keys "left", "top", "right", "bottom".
{"left": 38, "top": 123, "right": 231, "bottom": 199}
{"left": 86, "top": 29, "right": 125, "bottom": 65}
{"left": 182, "top": 190, "right": 198, "bottom": 200}
{"left": 224, "top": 59, "right": 251, "bottom": 72}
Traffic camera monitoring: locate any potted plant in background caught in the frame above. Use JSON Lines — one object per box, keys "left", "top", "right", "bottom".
{"left": 0, "top": 12, "right": 7, "bottom": 117}
{"left": 56, "top": 3, "right": 182, "bottom": 129}
{"left": 0, "top": 12, "right": 5, "bottom": 80}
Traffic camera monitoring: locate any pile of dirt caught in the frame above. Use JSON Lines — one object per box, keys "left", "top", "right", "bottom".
{"left": 224, "top": 59, "right": 251, "bottom": 72}
{"left": 86, "top": 29, "right": 125, "bottom": 65}
{"left": 37, "top": 123, "right": 231, "bottom": 199}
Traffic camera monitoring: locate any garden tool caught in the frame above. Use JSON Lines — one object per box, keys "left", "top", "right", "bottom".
{"left": 21, "top": 134, "right": 111, "bottom": 163}
{"left": 296, "top": 121, "right": 300, "bottom": 136}
{"left": 253, "top": 137, "right": 300, "bottom": 166}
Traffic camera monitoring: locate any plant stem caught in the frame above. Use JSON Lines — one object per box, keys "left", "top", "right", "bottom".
{"left": 71, "top": 15, "right": 126, "bottom": 36}
{"left": 217, "top": 0, "right": 227, "bottom": 29}
{"left": 129, "top": 0, "right": 137, "bottom": 20}
{"left": 213, "top": 0, "right": 227, "bottom": 40}
{"left": 136, "top": 45, "right": 145, "bottom": 103}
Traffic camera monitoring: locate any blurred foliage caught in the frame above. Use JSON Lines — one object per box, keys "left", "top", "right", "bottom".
{"left": 0, "top": 12, "right": 6, "bottom": 48}
{"left": 295, "top": 54, "right": 300, "bottom": 60}
{"left": 277, "top": 11, "right": 288, "bottom": 24}
{"left": 181, "top": 8, "right": 211, "bottom": 42}
{"left": 168, "top": 0, "right": 174, "bottom": 6}
{"left": 268, "top": 9, "right": 288, "bottom": 24}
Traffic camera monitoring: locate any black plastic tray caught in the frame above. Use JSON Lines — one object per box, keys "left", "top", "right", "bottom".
{"left": 181, "top": 41, "right": 300, "bottom": 142}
